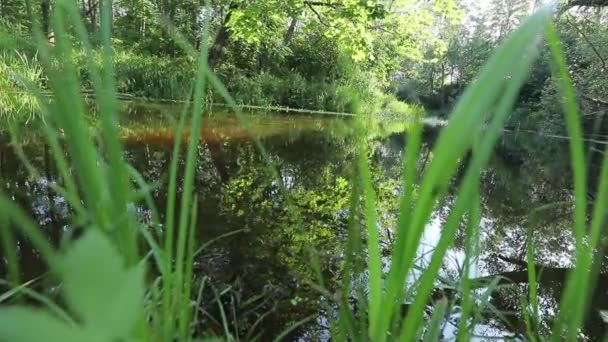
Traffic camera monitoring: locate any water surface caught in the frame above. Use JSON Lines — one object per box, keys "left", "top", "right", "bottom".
{"left": 0, "top": 103, "right": 604, "bottom": 340}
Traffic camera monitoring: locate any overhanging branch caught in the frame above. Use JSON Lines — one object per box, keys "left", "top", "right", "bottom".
{"left": 303, "top": 1, "right": 341, "bottom": 8}
{"left": 306, "top": 2, "right": 332, "bottom": 27}
{"left": 566, "top": 16, "right": 607, "bottom": 71}
{"left": 580, "top": 94, "right": 608, "bottom": 106}
{"left": 566, "top": 0, "right": 608, "bottom": 8}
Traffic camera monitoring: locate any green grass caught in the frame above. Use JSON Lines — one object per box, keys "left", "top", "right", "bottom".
{"left": 0, "top": 50, "right": 43, "bottom": 122}
{"left": 0, "top": 3, "right": 607, "bottom": 342}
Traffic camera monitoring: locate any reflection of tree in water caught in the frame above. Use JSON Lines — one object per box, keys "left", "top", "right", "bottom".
{"left": 0, "top": 138, "right": 73, "bottom": 280}
{"left": 3, "top": 119, "right": 607, "bottom": 339}
{"left": 123, "top": 128, "right": 361, "bottom": 338}
{"left": 0, "top": 127, "right": 363, "bottom": 339}
{"left": 368, "top": 129, "right": 608, "bottom": 340}
{"left": 438, "top": 150, "right": 607, "bottom": 340}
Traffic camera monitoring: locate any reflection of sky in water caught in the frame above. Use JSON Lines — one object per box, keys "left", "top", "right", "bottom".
{"left": 407, "top": 191, "right": 578, "bottom": 339}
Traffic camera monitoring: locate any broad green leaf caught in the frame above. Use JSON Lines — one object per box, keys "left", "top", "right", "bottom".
{"left": 59, "top": 230, "right": 145, "bottom": 339}
{"left": 0, "top": 307, "right": 94, "bottom": 342}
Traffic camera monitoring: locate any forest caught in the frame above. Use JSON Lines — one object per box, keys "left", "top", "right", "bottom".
{"left": 1, "top": 0, "right": 608, "bottom": 341}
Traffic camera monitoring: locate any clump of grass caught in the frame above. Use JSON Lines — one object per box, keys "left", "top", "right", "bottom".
{"left": 0, "top": 3, "right": 606, "bottom": 342}
{"left": 0, "top": 51, "right": 43, "bottom": 122}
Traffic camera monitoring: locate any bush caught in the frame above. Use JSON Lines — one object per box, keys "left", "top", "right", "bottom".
{"left": 0, "top": 47, "right": 380, "bottom": 116}
{"left": 74, "top": 50, "right": 197, "bottom": 100}
{"left": 214, "top": 67, "right": 361, "bottom": 112}
{"left": 364, "top": 93, "right": 426, "bottom": 118}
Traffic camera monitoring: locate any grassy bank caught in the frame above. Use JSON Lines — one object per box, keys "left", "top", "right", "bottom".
{"left": 1, "top": 47, "right": 418, "bottom": 122}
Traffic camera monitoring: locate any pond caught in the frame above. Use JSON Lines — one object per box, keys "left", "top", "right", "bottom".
{"left": 0, "top": 102, "right": 605, "bottom": 340}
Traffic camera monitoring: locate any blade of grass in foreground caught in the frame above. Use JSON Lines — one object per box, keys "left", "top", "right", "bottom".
{"left": 337, "top": 180, "right": 363, "bottom": 341}
{"left": 163, "top": 9, "right": 331, "bottom": 306}
{"left": 159, "top": 8, "right": 333, "bottom": 339}
{"left": 400, "top": 27, "right": 546, "bottom": 336}
{"left": 355, "top": 117, "right": 383, "bottom": 338}
{"left": 179, "top": 196, "right": 199, "bottom": 338}
{"left": 161, "top": 95, "right": 190, "bottom": 339}
{"left": 456, "top": 194, "right": 481, "bottom": 342}
{"left": 160, "top": 94, "right": 191, "bottom": 334}
{"left": 171, "top": 13, "right": 211, "bottom": 341}
{"left": 545, "top": 23, "right": 592, "bottom": 341}
{"left": 0, "top": 197, "right": 56, "bottom": 268}
{"left": 375, "top": 9, "right": 551, "bottom": 340}
{"left": 524, "top": 226, "right": 539, "bottom": 341}
{"left": 456, "top": 134, "right": 482, "bottom": 342}
{"left": 388, "top": 120, "right": 423, "bottom": 337}
{"left": 43, "top": 3, "right": 112, "bottom": 233}
{"left": 61, "top": 1, "right": 136, "bottom": 261}
{"left": 0, "top": 214, "right": 19, "bottom": 286}
{"left": 523, "top": 204, "right": 563, "bottom": 339}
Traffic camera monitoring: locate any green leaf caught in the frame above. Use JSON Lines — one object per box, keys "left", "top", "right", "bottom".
{"left": 0, "top": 307, "right": 93, "bottom": 342}
{"left": 59, "top": 230, "right": 145, "bottom": 339}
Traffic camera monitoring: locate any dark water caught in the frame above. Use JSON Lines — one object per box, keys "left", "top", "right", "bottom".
{"left": 0, "top": 103, "right": 606, "bottom": 340}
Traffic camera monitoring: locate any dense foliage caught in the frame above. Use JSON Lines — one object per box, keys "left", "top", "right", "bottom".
{"left": 0, "top": 0, "right": 461, "bottom": 114}
{"left": 395, "top": 0, "right": 608, "bottom": 187}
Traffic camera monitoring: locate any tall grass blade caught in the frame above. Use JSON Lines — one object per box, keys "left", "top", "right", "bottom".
{"left": 355, "top": 117, "right": 383, "bottom": 339}
{"left": 45, "top": 2, "right": 111, "bottom": 233}
{"left": 170, "top": 14, "right": 209, "bottom": 341}
{"left": 377, "top": 9, "right": 551, "bottom": 340}
{"left": 161, "top": 94, "right": 191, "bottom": 338}
{"left": 457, "top": 195, "right": 481, "bottom": 342}
{"left": 273, "top": 314, "right": 316, "bottom": 342}
{"left": 545, "top": 23, "right": 592, "bottom": 340}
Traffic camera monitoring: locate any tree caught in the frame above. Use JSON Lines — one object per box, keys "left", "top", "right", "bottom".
{"left": 488, "top": 0, "right": 532, "bottom": 39}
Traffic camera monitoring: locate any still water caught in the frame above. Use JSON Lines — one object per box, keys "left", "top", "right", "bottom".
{"left": 0, "top": 102, "right": 605, "bottom": 340}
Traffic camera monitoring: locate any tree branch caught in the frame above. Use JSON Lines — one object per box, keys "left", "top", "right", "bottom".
{"left": 470, "top": 267, "right": 572, "bottom": 288}
{"left": 566, "top": 16, "right": 607, "bottom": 71}
{"left": 306, "top": 2, "right": 332, "bottom": 28}
{"left": 303, "top": 1, "right": 341, "bottom": 8}
{"left": 580, "top": 94, "right": 608, "bottom": 106}
{"left": 495, "top": 254, "right": 528, "bottom": 268}
{"left": 566, "top": 0, "right": 608, "bottom": 8}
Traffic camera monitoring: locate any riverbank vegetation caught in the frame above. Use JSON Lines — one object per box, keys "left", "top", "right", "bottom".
{"left": 1, "top": 0, "right": 608, "bottom": 341}
{"left": 0, "top": 0, "right": 460, "bottom": 119}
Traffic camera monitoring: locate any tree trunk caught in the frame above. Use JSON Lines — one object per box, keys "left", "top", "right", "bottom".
{"left": 25, "top": 0, "right": 33, "bottom": 30}
{"left": 208, "top": 3, "right": 238, "bottom": 69}
{"left": 440, "top": 63, "right": 446, "bottom": 107}
{"left": 140, "top": 0, "right": 146, "bottom": 36}
{"left": 190, "top": 3, "right": 199, "bottom": 48}
{"left": 283, "top": 17, "right": 298, "bottom": 45}
{"left": 41, "top": 0, "right": 51, "bottom": 37}
{"left": 429, "top": 65, "right": 435, "bottom": 93}
{"left": 87, "top": 0, "right": 96, "bottom": 32}
{"left": 159, "top": 0, "right": 174, "bottom": 20}
{"left": 107, "top": 0, "right": 113, "bottom": 30}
